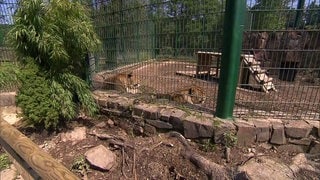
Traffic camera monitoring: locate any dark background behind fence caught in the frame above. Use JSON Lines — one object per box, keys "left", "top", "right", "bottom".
{"left": 1, "top": 0, "right": 319, "bottom": 120}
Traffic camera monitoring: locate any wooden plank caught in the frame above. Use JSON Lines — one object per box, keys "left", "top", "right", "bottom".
{"left": 0, "top": 118, "right": 80, "bottom": 180}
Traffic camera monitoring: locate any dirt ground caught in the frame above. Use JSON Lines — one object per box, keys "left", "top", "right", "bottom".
{"left": 1, "top": 114, "right": 315, "bottom": 180}
{"left": 128, "top": 60, "right": 320, "bottom": 118}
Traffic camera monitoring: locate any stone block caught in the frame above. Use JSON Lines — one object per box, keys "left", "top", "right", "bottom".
{"left": 253, "top": 120, "right": 271, "bottom": 142}
{"left": 278, "top": 144, "right": 308, "bottom": 154}
{"left": 309, "top": 140, "right": 320, "bottom": 154}
{"left": 288, "top": 138, "right": 312, "bottom": 146}
{"left": 146, "top": 119, "right": 173, "bottom": 130}
{"left": 285, "top": 121, "right": 312, "bottom": 138}
{"left": 305, "top": 120, "right": 320, "bottom": 138}
{"left": 213, "top": 119, "right": 236, "bottom": 144}
{"left": 97, "top": 98, "right": 108, "bottom": 107}
{"left": 235, "top": 120, "right": 256, "bottom": 147}
{"left": 270, "top": 120, "right": 286, "bottom": 145}
{"left": 169, "top": 109, "right": 186, "bottom": 132}
{"left": 142, "top": 105, "right": 160, "bottom": 120}
{"left": 0, "top": 92, "right": 16, "bottom": 106}
{"left": 132, "top": 104, "right": 146, "bottom": 117}
{"left": 183, "top": 116, "right": 213, "bottom": 139}
{"left": 159, "top": 108, "right": 174, "bottom": 122}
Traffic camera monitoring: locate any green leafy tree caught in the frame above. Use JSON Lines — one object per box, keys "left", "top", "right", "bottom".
{"left": 305, "top": 1, "right": 320, "bottom": 28}
{"left": 251, "top": 0, "right": 290, "bottom": 30}
{"left": 7, "top": 0, "right": 101, "bottom": 130}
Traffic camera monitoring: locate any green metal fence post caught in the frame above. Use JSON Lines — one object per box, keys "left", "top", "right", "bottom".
{"left": 216, "top": 0, "right": 246, "bottom": 120}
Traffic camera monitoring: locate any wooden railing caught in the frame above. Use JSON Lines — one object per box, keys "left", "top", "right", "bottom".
{"left": 0, "top": 118, "right": 80, "bottom": 180}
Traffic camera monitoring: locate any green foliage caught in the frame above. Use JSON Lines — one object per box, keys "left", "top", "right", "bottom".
{"left": 251, "top": 0, "right": 290, "bottom": 30}
{"left": 223, "top": 132, "right": 237, "bottom": 148}
{"left": 71, "top": 155, "right": 89, "bottom": 174}
{"left": 0, "top": 63, "right": 21, "bottom": 92}
{"left": 0, "top": 24, "right": 11, "bottom": 46}
{"left": 0, "top": 153, "right": 10, "bottom": 171}
{"left": 7, "top": 0, "right": 100, "bottom": 76}
{"left": 199, "top": 139, "right": 216, "bottom": 152}
{"left": 7, "top": 0, "right": 100, "bottom": 130}
{"left": 16, "top": 61, "right": 98, "bottom": 130}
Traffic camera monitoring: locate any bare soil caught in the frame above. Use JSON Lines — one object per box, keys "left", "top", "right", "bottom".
{"left": 11, "top": 115, "right": 319, "bottom": 180}
{"left": 129, "top": 60, "right": 320, "bottom": 117}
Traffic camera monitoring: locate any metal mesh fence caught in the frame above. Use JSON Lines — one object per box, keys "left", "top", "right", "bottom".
{"left": 0, "top": 0, "right": 319, "bottom": 120}
{"left": 0, "top": 0, "right": 17, "bottom": 63}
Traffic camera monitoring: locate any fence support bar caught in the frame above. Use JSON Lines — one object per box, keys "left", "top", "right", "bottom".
{"left": 0, "top": 118, "right": 80, "bottom": 180}
{"left": 216, "top": 0, "right": 246, "bottom": 119}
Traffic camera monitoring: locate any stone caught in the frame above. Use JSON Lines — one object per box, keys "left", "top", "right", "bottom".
{"left": 237, "top": 156, "right": 294, "bottom": 180}
{"left": 85, "top": 145, "right": 116, "bottom": 171}
{"left": 159, "top": 108, "right": 174, "bottom": 122}
{"left": 270, "top": 120, "right": 286, "bottom": 145}
{"left": 235, "top": 120, "right": 256, "bottom": 147}
{"left": 145, "top": 119, "right": 173, "bottom": 130}
{"left": 0, "top": 168, "right": 18, "bottom": 180}
{"left": 278, "top": 144, "right": 308, "bottom": 154}
{"left": 183, "top": 116, "right": 213, "bottom": 139}
{"left": 97, "top": 98, "right": 108, "bottom": 107}
{"left": 0, "top": 92, "right": 16, "bottom": 106}
{"left": 309, "top": 140, "right": 320, "bottom": 154}
{"left": 169, "top": 109, "right": 186, "bottom": 132}
{"left": 285, "top": 121, "right": 312, "bottom": 139}
{"left": 1, "top": 106, "right": 22, "bottom": 125}
{"left": 253, "top": 120, "right": 271, "bottom": 142}
{"left": 288, "top": 138, "right": 312, "bottom": 146}
{"left": 213, "top": 119, "right": 236, "bottom": 144}
{"left": 259, "top": 143, "right": 272, "bottom": 150}
{"left": 142, "top": 105, "right": 160, "bottom": 120}
{"left": 96, "top": 121, "right": 107, "bottom": 128}
{"left": 132, "top": 104, "right": 146, "bottom": 117}
{"left": 60, "top": 127, "right": 86, "bottom": 142}
{"left": 107, "top": 119, "right": 115, "bottom": 128}
{"left": 290, "top": 153, "right": 320, "bottom": 175}
{"left": 144, "top": 124, "right": 157, "bottom": 136}
{"left": 305, "top": 120, "right": 320, "bottom": 138}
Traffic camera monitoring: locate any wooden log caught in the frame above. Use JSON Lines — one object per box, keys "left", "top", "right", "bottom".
{"left": 0, "top": 118, "right": 80, "bottom": 180}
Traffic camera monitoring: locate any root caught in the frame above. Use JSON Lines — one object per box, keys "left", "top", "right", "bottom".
{"left": 169, "top": 131, "right": 230, "bottom": 180}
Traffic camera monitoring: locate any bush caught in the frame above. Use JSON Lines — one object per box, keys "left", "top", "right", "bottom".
{"left": 16, "top": 61, "right": 97, "bottom": 130}
{"left": 6, "top": 0, "right": 101, "bottom": 130}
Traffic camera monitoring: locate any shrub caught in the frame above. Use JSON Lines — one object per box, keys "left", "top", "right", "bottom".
{"left": 7, "top": 0, "right": 101, "bottom": 130}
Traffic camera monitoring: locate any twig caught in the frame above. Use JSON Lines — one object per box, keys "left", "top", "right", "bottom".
{"left": 133, "top": 149, "right": 137, "bottom": 180}
{"left": 138, "top": 141, "right": 163, "bottom": 154}
{"left": 122, "top": 147, "right": 129, "bottom": 179}
{"left": 108, "top": 139, "right": 134, "bottom": 149}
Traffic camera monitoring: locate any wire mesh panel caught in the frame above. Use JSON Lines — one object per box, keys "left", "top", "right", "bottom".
{"left": 236, "top": 0, "right": 320, "bottom": 119}
{"left": 0, "top": 0, "right": 17, "bottom": 63}
{"left": 90, "top": 0, "right": 225, "bottom": 112}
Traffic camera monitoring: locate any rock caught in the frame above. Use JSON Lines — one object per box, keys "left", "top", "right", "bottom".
{"left": 288, "top": 138, "right": 312, "bottom": 146}
{"left": 270, "top": 120, "right": 286, "bottom": 145}
{"left": 1, "top": 106, "right": 22, "bottom": 125}
{"left": 278, "top": 144, "right": 308, "bottom": 154}
{"left": 259, "top": 143, "right": 272, "bottom": 150}
{"left": 309, "top": 140, "right": 320, "bottom": 154}
{"left": 60, "top": 127, "right": 87, "bottom": 142}
{"left": 0, "top": 92, "right": 16, "bottom": 106}
{"left": 169, "top": 109, "right": 186, "bottom": 132}
{"left": 290, "top": 153, "right": 320, "bottom": 175}
{"left": 85, "top": 145, "right": 116, "bottom": 171}
{"left": 96, "top": 121, "right": 107, "bottom": 128}
{"left": 285, "top": 121, "right": 312, "bottom": 138}
{"left": 183, "top": 115, "right": 213, "bottom": 138}
{"left": 235, "top": 120, "right": 256, "bottom": 147}
{"left": 107, "top": 119, "right": 115, "bottom": 127}
{"left": 159, "top": 108, "right": 174, "bottom": 122}
{"left": 0, "top": 167, "right": 17, "bottom": 180}
{"left": 144, "top": 124, "right": 157, "bottom": 136}
{"left": 253, "top": 120, "right": 270, "bottom": 142}
{"left": 132, "top": 104, "right": 146, "bottom": 117}
{"left": 142, "top": 105, "right": 160, "bottom": 120}
{"left": 237, "top": 156, "right": 294, "bottom": 180}
{"left": 145, "top": 119, "right": 173, "bottom": 130}
{"left": 305, "top": 120, "right": 320, "bottom": 137}
{"left": 213, "top": 119, "right": 236, "bottom": 144}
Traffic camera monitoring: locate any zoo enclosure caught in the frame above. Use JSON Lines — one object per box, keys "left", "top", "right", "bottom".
{"left": 1, "top": 0, "right": 320, "bottom": 120}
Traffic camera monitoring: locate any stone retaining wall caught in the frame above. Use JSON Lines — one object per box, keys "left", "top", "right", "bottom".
{"left": 93, "top": 90, "right": 320, "bottom": 153}
{"left": 0, "top": 92, "right": 16, "bottom": 106}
